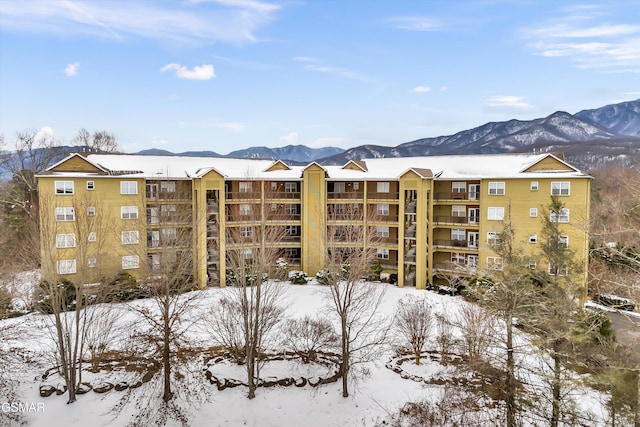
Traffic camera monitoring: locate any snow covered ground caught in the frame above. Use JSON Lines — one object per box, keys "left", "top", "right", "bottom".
{"left": 1, "top": 277, "right": 610, "bottom": 427}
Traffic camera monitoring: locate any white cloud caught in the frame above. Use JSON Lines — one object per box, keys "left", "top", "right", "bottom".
{"left": 390, "top": 17, "right": 442, "bottom": 32}
{"left": 486, "top": 96, "right": 533, "bottom": 109}
{"left": 412, "top": 85, "right": 431, "bottom": 93}
{"left": 161, "top": 63, "right": 216, "bottom": 80}
{"left": 521, "top": 6, "right": 640, "bottom": 72}
{"left": 64, "top": 62, "right": 80, "bottom": 76}
{"left": 279, "top": 132, "right": 298, "bottom": 144}
{"left": 0, "top": 0, "right": 280, "bottom": 46}
{"left": 440, "top": 86, "right": 448, "bottom": 91}
{"left": 35, "top": 126, "right": 59, "bottom": 143}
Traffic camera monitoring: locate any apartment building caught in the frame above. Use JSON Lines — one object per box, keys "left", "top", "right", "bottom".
{"left": 37, "top": 152, "right": 591, "bottom": 290}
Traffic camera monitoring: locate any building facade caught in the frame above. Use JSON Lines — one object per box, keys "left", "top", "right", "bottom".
{"left": 37, "top": 152, "right": 591, "bottom": 290}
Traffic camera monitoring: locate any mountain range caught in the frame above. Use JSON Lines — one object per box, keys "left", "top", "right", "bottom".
{"left": 135, "top": 99, "right": 640, "bottom": 171}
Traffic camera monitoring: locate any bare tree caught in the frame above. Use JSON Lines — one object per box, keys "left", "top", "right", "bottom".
{"left": 71, "top": 128, "right": 119, "bottom": 153}
{"left": 323, "top": 203, "right": 390, "bottom": 397}
{"left": 37, "top": 192, "right": 117, "bottom": 403}
{"left": 0, "top": 129, "right": 63, "bottom": 267}
{"left": 281, "top": 315, "right": 338, "bottom": 363}
{"left": 434, "top": 313, "right": 456, "bottom": 365}
{"left": 456, "top": 303, "right": 497, "bottom": 363}
{"left": 394, "top": 296, "right": 433, "bottom": 365}
{"left": 218, "top": 189, "right": 289, "bottom": 399}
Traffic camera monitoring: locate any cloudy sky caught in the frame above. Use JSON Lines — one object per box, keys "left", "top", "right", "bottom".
{"left": 1, "top": 0, "right": 639, "bottom": 154}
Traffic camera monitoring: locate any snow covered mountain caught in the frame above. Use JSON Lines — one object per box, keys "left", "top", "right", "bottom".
{"left": 317, "top": 99, "right": 640, "bottom": 170}
{"left": 226, "top": 145, "right": 344, "bottom": 163}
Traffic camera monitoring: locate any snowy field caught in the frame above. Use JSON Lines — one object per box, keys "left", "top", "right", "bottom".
{"left": 1, "top": 275, "right": 610, "bottom": 427}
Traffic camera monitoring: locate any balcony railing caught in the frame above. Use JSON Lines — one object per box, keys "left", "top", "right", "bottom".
{"left": 327, "top": 191, "right": 364, "bottom": 200}
{"left": 433, "top": 239, "right": 479, "bottom": 249}
{"left": 435, "top": 191, "right": 480, "bottom": 201}
{"left": 434, "top": 215, "right": 479, "bottom": 225}
{"left": 265, "top": 213, "right": 302, "bottom": 222}
{"left": 225, "top": 191, "right": 261, "bottom": 200}
{"left": 265, "top": 191, "right": 301, "bottom": 200}
{"left": 367, "top": 191, "right": 400, "bottom": 200}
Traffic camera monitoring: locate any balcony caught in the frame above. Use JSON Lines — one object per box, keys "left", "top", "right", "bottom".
{"left": 265, "top": 213, "right": 302, "bottom": 222}
{"left": 225, "top": 191, "right": 261, "bottom": 200}
{"left": 435, "top": 191, "right": 480, "bottom": 201}
{"left": 434, "top": 215, "right": 479, "bottom": 226}
{"left": 433, "top": 239, "right": 478, "bottom": 249}
{"left": 327, "top": 191, "right": 364, "bottom": 200}
{"left": 367, "top": 191, "right": 400, "bottom": 200}
{"left": 265, "top": 191, "right": 301, "bottom": 200}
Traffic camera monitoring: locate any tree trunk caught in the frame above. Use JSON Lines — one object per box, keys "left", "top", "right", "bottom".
{"left": 162, "top": 297, "right": 173, "bottom": 402}
{"left": 341, "top": 315, "right": 349, "bottom": 398}
{"left": 551, "top": 345, "right": 561, "bottom": 427}
{"left": 505, "top": 318, "right": 516, "bottom": 427}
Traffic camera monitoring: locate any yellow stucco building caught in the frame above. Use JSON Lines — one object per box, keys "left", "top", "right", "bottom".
{"left": 37, "top": 152, "right": 591, "bottom": 290}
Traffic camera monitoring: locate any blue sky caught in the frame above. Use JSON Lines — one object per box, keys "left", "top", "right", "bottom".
{"left": 1, "top": 0, "right": 639, "bottom": 154}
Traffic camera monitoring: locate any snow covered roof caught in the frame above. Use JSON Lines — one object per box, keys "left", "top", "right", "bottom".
{"left": 42, "top": 152, "right": 589, "bottom": 181}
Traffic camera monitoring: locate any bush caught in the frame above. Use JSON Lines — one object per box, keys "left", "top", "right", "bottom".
{"left": 0, "top": 287, "right": 12, "bottom": 319}
{"left": 288, "top": 270, "right": 308, "bottom": 285}
{"left": 389, "top": 273, "right": 398, "bottom": 285}
{"left": 594, "top": 294, "right": 636, "bottom": 311}
{"left": 226, "top": 268, "right": 268, "bottom": 287}
{"left": 315, "top": 269, "right": 335, "bottom": 285}
{"left": 35, "top": 279, "right": 82, "bottom": 314}
{"left": 105, "top": 272, "right": 149, "bottom": 302}
{"left": 275, "top": 257, "right": 289, "bottom": 281}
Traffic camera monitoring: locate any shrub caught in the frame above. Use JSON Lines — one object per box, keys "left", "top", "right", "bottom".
{"left": 35, "top": 279, "right": 82, "bottom": 314}
{"left": 0, "top": 287, "right": 12, "bottom": 319}
{"left": 389, "top": 273, "right": 398, "bottom": 285}
{"left": 594, "top": 294, "right": 636, "bottom": 311}
{"left": 288, "top": 270, "right": 308, "bottom": 285}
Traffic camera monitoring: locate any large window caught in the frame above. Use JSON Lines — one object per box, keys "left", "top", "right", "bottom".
{"left": 239, "top": 182, "right": 252, "bottom": 193}
{"left": 56, "top": 234, "right": 76, "bottom": 248}
{"left": 240, "top": 226, "right": 253, "bottom": 237}
{"left": 550, "top": 208, "right": 570, "bottom": 223}
{"left": 240, "top": 204, "right": 252, "bottom": 216}
{"left": 551, "top": 182, "right": 570, "bottom": 196}
{"left": 162, "top": 228, "right": 177, "bottom": 243}
{"left": 120, "top": 181, "right": 138, "bottom": 195}
{"left": 486, "top": 256, "right": 503, "bottom": 270}
{"left": 285, "top": 225, "right": 299, "bottom": 236}
{"left": 377, "top": 204, "right": 389, "bottom": 216}
{"left": 451, "top": 229, "right": 466, "bottom": 242}
{"left": 377, "top": 226, "right": 389, "bottom": 237}
{"left": 161, "top": 204, "right": 176, "bottom": 218}
{"left": 487, "top": 231, "right": 499, "bottom": 244}
{"left": 377, "top": 182, "right": 390, "bottom": 193}
{"left": 121, "top": 206, "right": 139, "bottom": 219}
{"left": 55, "top": 181, "right": 74, "bottom": 194}
{"left": 122, "top": 255, "right": 140, "bottom": 270}
{"left": 57, "top": 259, "right": 77, "bottom": 274}
{"left": 285, "top": 182, "right": 297, "bottom": 193}
{"left": 452, "top": 182, "right": 466, "bottom": 194}
{"left": 122, "top": 230, "right": 140, "bottom": 245}
{"left": 488, "top": 182, "right": 505, "bottom": 195}
{"left": 285, "top": 204, "right": 299, "bottom": 215}
{"left": 160, "top": 181, "right": 176, "bottom": 193}
{"left": 451, "top": 205, "right": 466, "bottom": 217}
{"left": 334, "top": 182, "right": 346, "bottom": 193}
{"left": 376, "top": 248, "right": 389, "bottom": 259}
{"left": 147, "top": 207, "right": 158, "bottom": 224}
{"left": 55, "top": 207, "right": 75, "bottom": 221}
{"left": 487, "top": 207, "right": 504, "bottom": 220}
{"left": 549, "top": 263, "right": 568, "bottom": 276}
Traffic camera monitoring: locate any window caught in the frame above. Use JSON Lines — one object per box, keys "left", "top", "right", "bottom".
{"left": 271, "top": 182, "right": 278, "bottom": 191}
{"left": 550, "top": 208, "right": 570, "bottom": 223}
{"left": 55, "top": 181, "right": 74, "bottom": 194}
{"left": 147, "top": 230, "right": 160, "bottom": 248}
{"left": 285, "top": 204, "right": 298, "bottom": 215}
{"left": 487, "top": 232, "right": 499, "bottom": 244}
{"left": 121, "top": 206, "right": 139, "bottom": 219}
{"left": 161, "top": 204, "right": 176, "bottom": 218}
{"left": 488, "top": 182, "right": 505, "bottom": 195}
{"left": 452, "top": 205, "right": 466, "bottom": 217}
{"left": 551, "top": 182, "right": 570, "bottom": 196}
{"left": 285, "top": 182, "right": 297, "bottom": 193}
{"left": 285, "top": 225, "right": 299, "bottom": 236}
{"left": 162, "top": 228, "right": 177, "bottom": 243}
{"left": 147, "top": 207, "right": 158, "bottom": 224}
{"left": 239, "top": 182, "right": 252, "bottom": 193}
{"left": 55, "top": 207, "right": 75, "bottom": 221}
{"left": 160, "top": 181, "right": 176, "bottom": 193}
{"left": 243, "top": 249, "right": 253, "bottom": 259}
{"left": 452, "top": 182, "right": 466, "bottom": 193}
{"left": 530, "top": 208, "right": 538, "bottom": 218}
{"left": 467, "top": 255, "right": 479, "bottom": 268}
{"left": 377, "top": 204, "right": 389, "bottom": 216}
{"left": 487, "top": 207, "right": 504, "bottom": 220}
{"left": 88, "top": 257, "right": 97, "bottom": 268}
{"left": 334, "top": 204, "right": 346, "bottom": 215}
{"left": 377, "top": 182, "right": 390, "bottom": 193}
{"left": 122, "top": 230, "right": 139, "bottom": 245}
{"left": 120, "top": 181, "right": 138, "bottom": 195}
{"left": 528, "top": 259, "right": 537, "bottom": 269}
{"left": 334, "top": 182, "right": 346, "bottom": 193}
{"left": 529, "top": 234, "right": 537, "bottom": 243}
{"left": 530, "top": 181, "right": 538, "bottom": 191}
{"left": 551, "top": 235, "right": 569, "bottom": 249}
{"left": 87, "top": 181, "right": 95, "bottom": 190}
{"left": 239, "top": 204, "right": 251, "bottom": 216}
{"left": 451, "top": 229, "right": 466, "bottom": 242}
{"left": 87, "top": 206, "right": 96, "bottom": 216}
{"left": 353, "top": 182, "right": 359, "bottom": 190}
{"left": 56, "top": 234, "right": 76, "bottom": 248}
{"left": 376, "top": 248, "right": 389, "bottom": 259}
{"left": 549, "top": 263, "right": 568, "bottom": 276}
{"left": 377, "top": 226, "right": 389, "bottom": 237}
{"left": 87, "top": 232, "right": 96, "bottom": 242}
{"left": 146, "top": 183, "right": 158, "bottom": 199}
{"left": 122, "top": 255, "right": 140, "bottom": 270}
{"left": 57, "top": 259, "right": 76, "bottom": 274}
{"left": 240, "top": 226, "right": 253, "bottom": 237}
{"left": 487, "top": 256, "right": 503, "bottom": 270}
{"left": 451, "top": 253, "right": 465, "bottom": 264}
